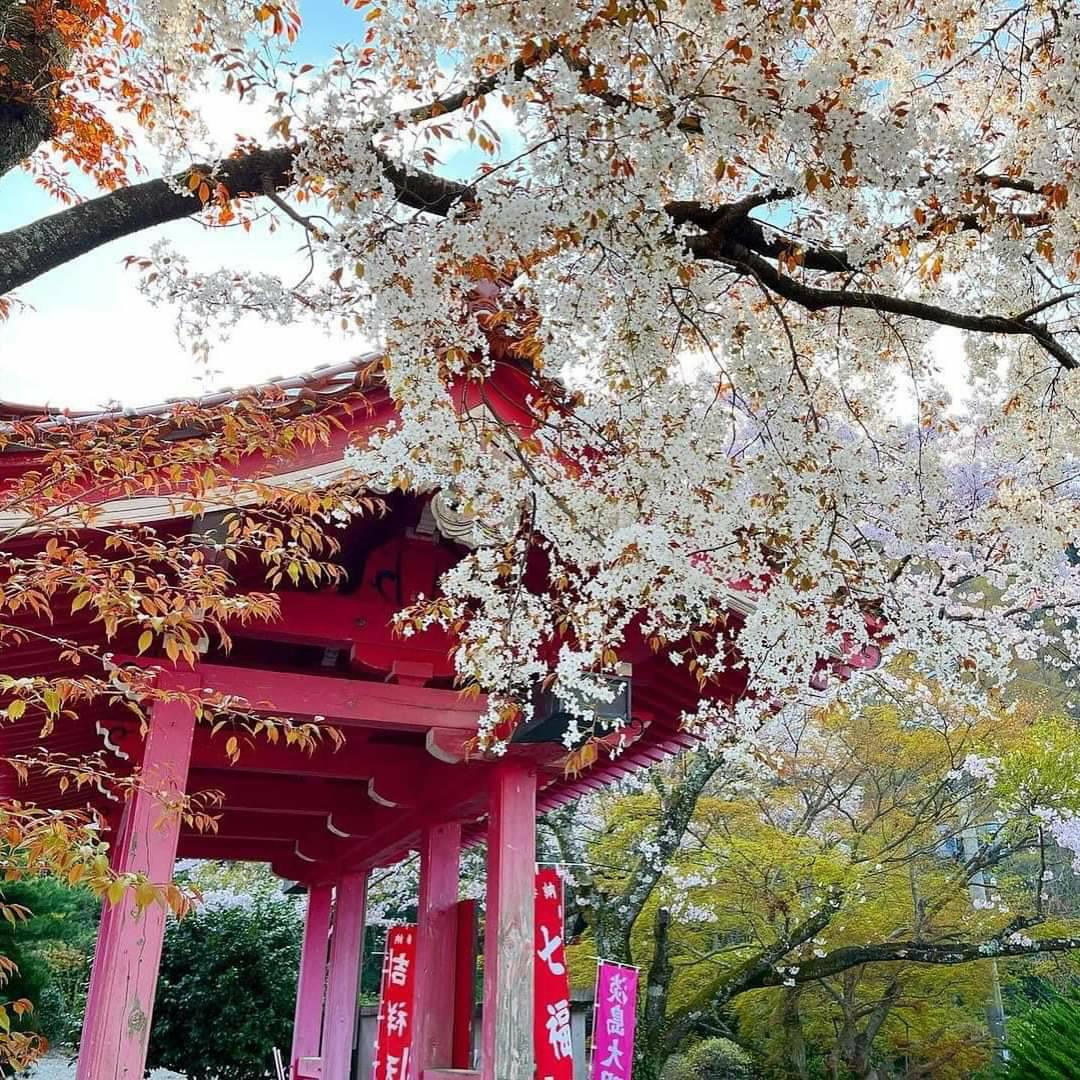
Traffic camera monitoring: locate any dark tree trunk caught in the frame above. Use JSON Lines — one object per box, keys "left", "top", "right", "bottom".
{"left": 781, "top": 988, "right": 810, "bottom": 1080}
{"left": 635, "top": 906, "right": 674, "bottom": 1080}
{"left": 0, "top": 0, "right": 68, "bottom": 177}
{"left": 0, "top": 97, "right": 52, "bottom": 178}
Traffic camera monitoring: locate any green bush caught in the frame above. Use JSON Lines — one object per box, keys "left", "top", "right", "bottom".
{"left": 1003, "top": 990, "right": 1080, "bottom": 1080}
{"left": 0, "top": 878, "right": 98, "bottom": 1052}
{"left": 147, "top": 892, "right": 303, "bottom": 1080}
{"left": 34, "top": 941, "right": 90, "bottom": 1046}
{"left": 662, "top": 1037, "right": 756, "bottom": 1080}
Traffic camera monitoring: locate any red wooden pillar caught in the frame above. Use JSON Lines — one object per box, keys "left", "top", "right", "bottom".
{"left": 413, "top": 823, "right": 462, "bottom": 1074}
{"left": 480, "top": 762, "right": 537, "bottom": 1080}
{"left": 291, "top": 883, "right": 333, "bottom": 1078}
{"left": 452, "top": 900, "right": 478, "bottom": 1070}
{"left": 321, "top": 870, "right": 368, "bottom": 1079}
{"left": 76, "top": 695, "right": 197, "bottom": 1080}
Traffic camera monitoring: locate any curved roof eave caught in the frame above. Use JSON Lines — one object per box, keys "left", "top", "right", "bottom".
{"left": 0, "top": 352, "right": 384, "bottom": 428}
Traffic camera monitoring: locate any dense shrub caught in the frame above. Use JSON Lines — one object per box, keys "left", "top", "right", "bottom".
{"left": 1003, "top": 990, "right": 1080, "bottom": 1080}
{"left": 34, "top": 941, "right": 91, "bottom": 1046}
{"left": 148, "top": 892, "right": 303, "bottom": 1080}
{"left": 662, "top": 1037, "right": 757, "bottom": 1080}
{"left": 0, "top": 878, "right": 97, "bottom": 1054}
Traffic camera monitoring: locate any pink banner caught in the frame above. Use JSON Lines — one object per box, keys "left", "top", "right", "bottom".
{"left": 590, "top": 961, "right": 638, "bottom": 1080}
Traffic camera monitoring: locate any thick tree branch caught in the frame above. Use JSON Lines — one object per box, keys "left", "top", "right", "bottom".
{"left": 664, "top": 889, "right": 844, "bottom": 1052}
{"left": 668, "top": 197, "right": 854, "bottom": 273}
{"left": 0, "top": 48, "right": 549, "bottom": 294}
{"left": 712, "top": 243, "right": 1078, "bottom": 370}
{"left": 0, "top": 143, "right": 473, "bottom": 297}
{"left": 782, "top": 932, "right": 1080, "bottom": 985}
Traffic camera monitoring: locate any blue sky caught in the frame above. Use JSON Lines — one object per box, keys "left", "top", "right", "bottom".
{"left": 0, "top": 3, "right": 393, "bottom": 410}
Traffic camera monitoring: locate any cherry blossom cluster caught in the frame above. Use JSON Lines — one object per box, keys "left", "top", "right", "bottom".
{"left": 129, "top": 1, "right": 1080, "bottom": 750}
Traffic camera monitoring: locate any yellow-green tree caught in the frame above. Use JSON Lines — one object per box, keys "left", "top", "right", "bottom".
{"left": 548, "top": 690, "right": 1080, "bottom": 1079}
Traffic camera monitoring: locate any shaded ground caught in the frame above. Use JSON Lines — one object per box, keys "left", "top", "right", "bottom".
{"left": 23, "top": 1051, "right": 185, "bottom": 1079}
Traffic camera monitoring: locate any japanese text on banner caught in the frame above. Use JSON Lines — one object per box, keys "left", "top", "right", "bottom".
{"left": 535, "top": 867, "right": 574, "bottom": 1080}
{"left": 590, "top": 961, "right": 638, "bottom": 1080}
{"left": 373, "top": 924, "right": 417, "bottom": 1080}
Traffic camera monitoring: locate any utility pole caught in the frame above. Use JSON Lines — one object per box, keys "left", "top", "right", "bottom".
{"left": 961, "top": 826, "right": 1009, "bottom": 1063}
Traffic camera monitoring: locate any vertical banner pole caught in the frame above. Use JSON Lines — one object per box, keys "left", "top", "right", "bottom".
{"left": 371, "top": 924, "right": 417, "bottom": 1080}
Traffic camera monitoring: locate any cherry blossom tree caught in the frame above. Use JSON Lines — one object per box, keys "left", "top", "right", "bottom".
{"left": 4, "top": 0, "right": 1080, "bottom": 745}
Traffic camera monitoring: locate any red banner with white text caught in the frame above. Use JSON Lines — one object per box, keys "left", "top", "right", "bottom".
{"left": 372, "top": 924, "right": 417, "bottom": 1080}
{"left": 535, "top": 867, "right": 574, "bottom": 1080}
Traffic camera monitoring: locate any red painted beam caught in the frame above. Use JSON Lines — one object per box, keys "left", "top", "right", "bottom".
{"left": 295, "top": 826, "right": 386, "bottom": 864}
{"left": 271, "top": 854, "right": 331, "bottom": 885}
{"left": 188, "top": 770, "right": 371, "bottom": 816}
{"left": 192, "top": 809, "right": 333, "bottom": 844}
{"left": 190, "top": 740, "right": 441, "bottom": 782}
{"left": 176, "top": 835, "right": 298, "bottom": 862}
{"left": 364, "top": 773, "right": 420, "bottom": 809}
{"left": 237, "top": 591, "right": 458, "bottom": 680}
{"left": 340, "top": 765, "right": 494, "bottom": 871}
{"left": 113, "top": 726, "right": 432, "bottom": 781}
{"left": 192, "top": 809, "right": 409, "bottom": 863}
{"left": 324, "top": 810, "right": 380, "bottom": 837}
{"left": 192, "top": 660, "right": 485, "bottom": 731}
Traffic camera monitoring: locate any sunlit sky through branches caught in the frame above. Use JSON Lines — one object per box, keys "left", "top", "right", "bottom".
{"left": 0, "top": 5, "right": 430, "bottom": 409}
{"left": 0, "top": 2, "right": 967, "bottom": 413}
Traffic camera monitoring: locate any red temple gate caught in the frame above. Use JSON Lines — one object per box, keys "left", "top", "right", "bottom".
{"left": 0, "top": 357, "right": 842, "bottom": 1079}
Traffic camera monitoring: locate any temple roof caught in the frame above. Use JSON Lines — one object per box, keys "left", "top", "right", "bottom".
{"left": 0, "top": 356, "right": 719, "bottom": 882}
{"left": 0, "top": 352, "right": 380, "bottom": 426}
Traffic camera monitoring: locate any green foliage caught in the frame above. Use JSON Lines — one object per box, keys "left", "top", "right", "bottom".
{"left": 148, "top": 892, "right": 303, "bottom": 1080}
{"left": 559, "top": 688, "right": 1080, "bottom": 1078}
{"left": 993, "top": 717, "right": 1080, "bottom": 817}
{"left": 1003, "top": 989, "right": 1080, "bottom": 1080}
{"left": 175, "top": 859, "right": 281, "bottom": 897}
{"left": 34, "top": 943, "right": 90, "bottom": 1045}
{"left": 0, "top": 877, "right": 98, "bottom": 1048}
{"left": 661, "top": 1038, "right": 756, "bottom": 1080}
